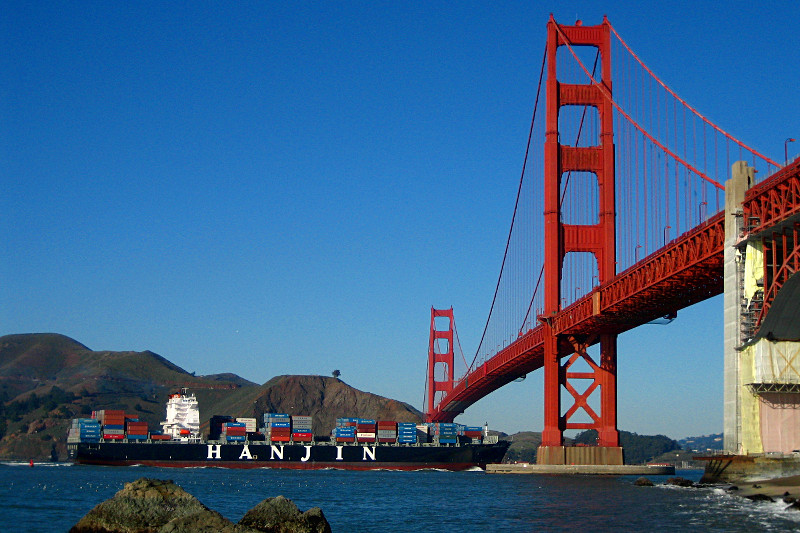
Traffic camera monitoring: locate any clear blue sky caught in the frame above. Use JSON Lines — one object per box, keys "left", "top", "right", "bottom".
{"left": 2, "top": 2, "right": 798, "bottom": 439}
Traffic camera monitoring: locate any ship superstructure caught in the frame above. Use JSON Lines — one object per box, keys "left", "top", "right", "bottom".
{"left": 160, "top": 389, "right": 200, "bottom": 440}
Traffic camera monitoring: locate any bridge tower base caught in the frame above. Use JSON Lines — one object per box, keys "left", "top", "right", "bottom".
{"left": 538, "top": 446, "right": 623, "bottom": 466}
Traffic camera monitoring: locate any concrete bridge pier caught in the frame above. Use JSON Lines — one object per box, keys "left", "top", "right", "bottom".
{"left": 724, "top": 161, "right": 800, "bottom": 455}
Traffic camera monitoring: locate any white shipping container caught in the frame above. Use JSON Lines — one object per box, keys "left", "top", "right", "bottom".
{"left": 236, "top": 418, "right": 258, "bottom": 432}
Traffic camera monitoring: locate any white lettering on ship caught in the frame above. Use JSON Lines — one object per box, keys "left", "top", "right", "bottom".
{"left": 335, "top": 446, "right": 343, "bottom": 461}
{"left": 238, "top": 445, "right": 252, "bottom": 460}
{"left": 270, "top": 445, "right": 284, "bottom": 460}
{"left": 301, "top": 446, "right": 312, "bottom": 462}
{"left": 362, "top": 446, "right": 376, "bottom": 461}
{"left": 207, "top": 445, "right": 221, "bottom": 459}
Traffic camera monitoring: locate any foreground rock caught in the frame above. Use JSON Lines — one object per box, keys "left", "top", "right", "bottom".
{"left": 633, "top": 477, "right": 654, "bottom": 486}
{"left": 70, "top": 478, "right": 330, "bottom": 533}
{"left": 239, "top": 496, "right": 331, "bottom": 533}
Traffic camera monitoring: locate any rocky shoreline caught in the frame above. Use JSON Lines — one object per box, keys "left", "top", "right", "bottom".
{"left": 69, "top": 478, "right": 331, "bottom": 532}
{"left": 636, "top": 476, "right": 800, "bottom": 510}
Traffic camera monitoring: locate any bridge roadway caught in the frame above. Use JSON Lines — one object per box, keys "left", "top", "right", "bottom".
{"left": 430, "top": 158, "right": 800, "bottom": 422}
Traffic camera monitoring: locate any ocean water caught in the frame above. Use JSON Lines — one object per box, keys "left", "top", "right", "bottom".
{"left": 2, "top": 463, "right": 800, "bottom": 532}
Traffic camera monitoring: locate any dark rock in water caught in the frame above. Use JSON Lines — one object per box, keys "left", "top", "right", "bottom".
{"left": 745, "top": 493, "right": 774, "bottom": 502}
{"left": 783, "top": 495, "right": 796, "bottom": 505}
{"left": 727, "top": 485, "right": 739, "bottom": 491}
{"left": 665, "top": 477, "right": 695, "bottom": 488}
{"left": 786, "top": 500, "right": 800, "bottom": 511}
{"left": 238, "top": 495, "right": 331, "bottom": 533}
{"left": 69, "top": 478, "right": 331, "bottom": 533}
{"left": 69, "top": 478, "right": 255, "bottom": 533}
{"left": 634, "top": 477, "right": 654, "bottom": 486}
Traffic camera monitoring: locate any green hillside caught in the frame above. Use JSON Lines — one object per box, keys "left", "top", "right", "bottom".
{"left": 0, "top": 333, "right": 423, "bottom": 461}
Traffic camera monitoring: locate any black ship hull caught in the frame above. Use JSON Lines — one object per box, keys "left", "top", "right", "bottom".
{"left": 70, "top": 441, "right": 510, "bottom": 471}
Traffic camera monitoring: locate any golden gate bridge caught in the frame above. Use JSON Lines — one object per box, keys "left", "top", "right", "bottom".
{"left": 423, "top": 16, "right": 799, "bottom": 466}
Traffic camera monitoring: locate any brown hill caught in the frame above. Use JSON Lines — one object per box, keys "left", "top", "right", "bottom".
{"left": 251, "top": 375, "right": 422, "bottom": 436}
{"left": 0, "top": 334, "right": 423, "bottom": 460}
{"left": 0, "top": 333, "right": 258, "bottom": 460}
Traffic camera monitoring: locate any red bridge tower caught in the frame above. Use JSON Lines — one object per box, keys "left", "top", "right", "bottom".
{"left": 539, "top": 16, "right": 622, "bottom": 465}
{"left": 426, "top": 308, "right": 455, "bottom": 421}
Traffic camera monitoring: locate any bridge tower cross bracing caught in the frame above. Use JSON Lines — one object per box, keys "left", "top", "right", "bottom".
{"left": 426, "top": 308, "right": 456, "bottom": 420}
{"left": 540, "top": 16, "right": 621, "bottom": 463}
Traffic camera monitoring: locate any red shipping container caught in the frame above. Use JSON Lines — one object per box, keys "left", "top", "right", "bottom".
{"left": 151, "top": 434, "right": 171, "bottom": 441}
{"left": 269, "top": 428, "right": 291, "bottom": 435}
{"left": 377, "top": 421, "right": 397, "bottom": 428}
{"left": 292, "top": 434, "right": 312, "bottom": 442}
{"left": 103, "top": 434, "right": 124, "bottom": 440}
{"left": 270, "top": 435, "right": 291, "bottom": 442}
{"left": 378, "top": 438, "right": 396, "bottom": 443}
{"left": 334, "top": 437, "right": 355, "bottom": 443}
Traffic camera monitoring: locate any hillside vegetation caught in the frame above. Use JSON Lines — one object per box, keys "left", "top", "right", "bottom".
{"left": 0, "top": 333, "right": 421, "bottom": 460}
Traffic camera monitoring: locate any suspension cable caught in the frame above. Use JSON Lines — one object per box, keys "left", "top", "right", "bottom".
{"left": 553, "top": 22, "right": 725, "bottom": 191}
{"left": 607, "top": 21, "right": 779, "bottom": 168}
{"left": 471, "top": 43, "right": 547, "bottom": 369}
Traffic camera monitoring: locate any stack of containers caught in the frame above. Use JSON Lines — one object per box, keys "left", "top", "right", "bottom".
{"left": 67, "top": 418, "right": 101, "bottom": 443}
{"left": 416, "top": 424, "right": 431, "bottom": 443}
{"left": 209, "top": 415, "right": 234, "bottom": 440}
{"left": 236, "top": 417, "right": 257, "bottom": 433}
{"left": 291, "top": 415, "right": 313, "bottom": 442}
{"left": 433, "top": 423, "right": 458, "bottom": 444}
{"left": 356, "top": 419, "right": 376, "bottom": 443}
{"left": 463, "top": 426, "right": 483, "bottom": 444}
{"left": 237, "top": 417, "right": 259, "bottom": 440}
{"left": 397, "top": 422, "right": 417, "bottom": 444}
{"left": 222, "top": 422, "right": 247, "bottom": 442}
{"left": 333, "top": 425, "right": 355, "bottom": 443}
{"left": 98, "top": 410, "right": 127, "bottom": 441}
{"left": 377, "top": 421, "right": 397, "bottom": 443}
{"left": 264, "top": 413, "right": 291, "bottom": 442}
{"left": 125, "top": 419, "right": 149, "bottom": 441}
{"left": 333, "top": 418, "right": 357, "bottom": 443}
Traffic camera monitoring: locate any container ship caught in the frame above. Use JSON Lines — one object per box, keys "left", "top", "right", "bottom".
{"left": 67, "top": 391, "right": 509, "bottom": 470}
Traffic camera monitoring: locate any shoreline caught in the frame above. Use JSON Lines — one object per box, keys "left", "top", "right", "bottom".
{"left": 730, "top": 475, "right": 800, "bottom": 501}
